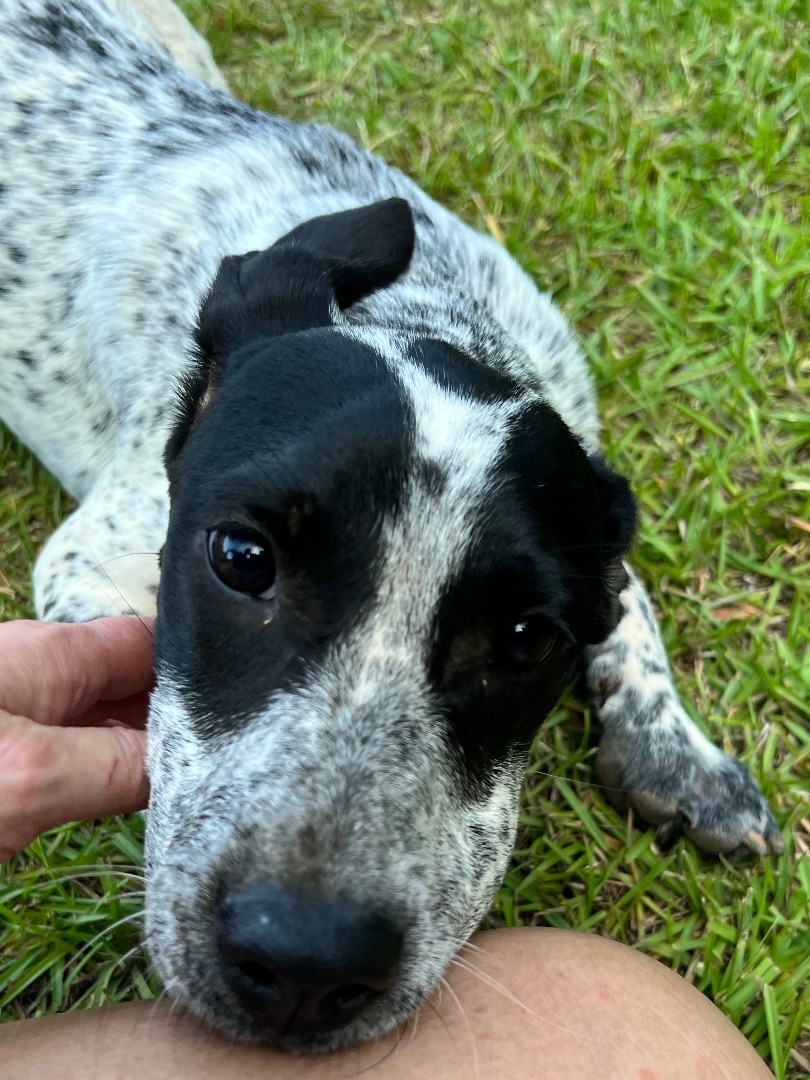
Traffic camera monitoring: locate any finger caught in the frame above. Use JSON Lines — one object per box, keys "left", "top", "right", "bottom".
{"left": 70, "top": 690, "right": 151, "bottom": 730}
{"left": 0, "top": 712, "right": 149, "bottom": 861}
{"left": 0, "top": 617, "right": 155, "bottom": 726}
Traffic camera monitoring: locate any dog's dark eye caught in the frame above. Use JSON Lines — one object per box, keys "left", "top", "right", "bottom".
{"left": 497, "top": 614, "right": 560, "bottom": 669}
{"left": 207, "top": 527, "right": 277, "bottom": 598}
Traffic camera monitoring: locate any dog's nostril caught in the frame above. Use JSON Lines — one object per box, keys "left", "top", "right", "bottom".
{"left": 323, "top": 983, "right": 376, "bottom": 1012}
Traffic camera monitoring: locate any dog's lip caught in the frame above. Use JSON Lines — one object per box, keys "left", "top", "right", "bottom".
{"left": 238, "top": 991, "right": 405, "bottom": 1053}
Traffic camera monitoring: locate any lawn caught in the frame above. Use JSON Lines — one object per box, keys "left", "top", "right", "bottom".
{"left": 1, "top": 0, "right": 808, "bottom": 1073}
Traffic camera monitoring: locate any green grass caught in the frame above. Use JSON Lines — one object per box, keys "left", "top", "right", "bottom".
{"left": 1, "top": 0, "right": 809, "bottom": 1072}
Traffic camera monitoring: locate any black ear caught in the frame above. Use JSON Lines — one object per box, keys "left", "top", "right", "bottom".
{"left": 165, "top": 199, "right": 415, "bottom": 470}
{"left": 195, "top": 197, "right": 415, "bottom": 367}
{"left": 589, "top": 453, "right": 637, "bottom": 593}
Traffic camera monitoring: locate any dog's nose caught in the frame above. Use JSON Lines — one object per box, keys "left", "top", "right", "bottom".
{"left": 216, "top": 885, "right": 403, "bottom": 1036}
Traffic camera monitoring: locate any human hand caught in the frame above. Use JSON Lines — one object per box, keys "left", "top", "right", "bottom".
{"left": 0, "top": 617, "right": 154, "bottom": 862}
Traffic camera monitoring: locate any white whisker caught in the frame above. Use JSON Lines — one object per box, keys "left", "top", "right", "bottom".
{"left": 113, "top": 940, "right": 146, "bottom": 970}
{"left": 18, "top": 865, "right": 145, "bottom": 884}
{"left": 64, "top": 909, "right": 144, "bottom": 979}
{"left": 440, "top": 975, "right": 480, "bottom": 1080}
{"left": 449, "top": 955, "right": 587, "bottom": 1040}
{"left": 407, "top": 1006, "right": 420, "bottom": 1047}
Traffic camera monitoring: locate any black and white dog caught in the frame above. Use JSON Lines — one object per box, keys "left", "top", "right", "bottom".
{"left": 0, "top": 0, "right": 781, "bottom": 1054}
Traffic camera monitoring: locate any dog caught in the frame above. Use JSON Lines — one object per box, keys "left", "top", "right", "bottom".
{"left": 0, "top": 0, "right": 782, "bottom": 1053}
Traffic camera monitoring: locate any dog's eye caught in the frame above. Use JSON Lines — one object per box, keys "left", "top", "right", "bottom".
{"left": 497, "top": 614, "right": 559, "bottom": 669}
{"left": 207, "top": 527, "right": 277, "bottom": 598}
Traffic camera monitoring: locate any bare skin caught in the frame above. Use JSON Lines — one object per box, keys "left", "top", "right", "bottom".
{"left": 2, "top": 928, "right": 772, "bottom": 1079}
{"left": 0, "top": 620, "right": 772, "bottom": 1079}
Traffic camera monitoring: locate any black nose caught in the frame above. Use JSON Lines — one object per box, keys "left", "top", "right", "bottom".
{"left": 216, "top": 885, "right": 403, "bottom": 1037}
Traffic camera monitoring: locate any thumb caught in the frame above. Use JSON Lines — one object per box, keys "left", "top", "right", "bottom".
{"left": 1, "top": 715, "right": 149, "bottom": 860}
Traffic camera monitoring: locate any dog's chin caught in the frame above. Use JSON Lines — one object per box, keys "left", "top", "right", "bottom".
{"left": 172, "top": 984, "right": 423, "bottom": 1054}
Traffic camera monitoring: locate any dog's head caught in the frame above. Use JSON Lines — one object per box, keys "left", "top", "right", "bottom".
{"left": 147, "top": 198, "right": 635, "bottom": 1051}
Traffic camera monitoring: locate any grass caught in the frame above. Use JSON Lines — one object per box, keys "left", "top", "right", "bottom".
{"left": 1, "top": 0, "right": 808, "bottom": 1072}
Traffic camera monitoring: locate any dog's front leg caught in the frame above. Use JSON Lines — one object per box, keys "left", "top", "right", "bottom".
{"left": 585, "top": 566, "right": 782, "bottom": 855}
{"left": 32, "top": 466, "right": 166, "bottom": 623}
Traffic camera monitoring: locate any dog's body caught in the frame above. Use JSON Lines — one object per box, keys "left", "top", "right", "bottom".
{"left": 0, "top": 0, "right": 781, "bottom": 1053}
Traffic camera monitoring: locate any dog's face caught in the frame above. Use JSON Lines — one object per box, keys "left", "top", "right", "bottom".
{"left": 146, "top": 200, "right": 635, "bottom": 1051}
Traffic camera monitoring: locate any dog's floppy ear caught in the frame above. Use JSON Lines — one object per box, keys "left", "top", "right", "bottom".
{"left": 589, "top": 452, "right": 637, "bottom": 595}
{"left": 165, "top": 198, "right": 415, "bottom": 468}
{"left": 195, "top": 197, "right": 415, "bottom": 367}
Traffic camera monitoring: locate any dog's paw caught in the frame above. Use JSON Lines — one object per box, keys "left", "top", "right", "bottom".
{"left": 596, "top": 723, "right": 783, "bottom": 857}
{"left": 34, "top": 558, "right": 159, "bottom": 622}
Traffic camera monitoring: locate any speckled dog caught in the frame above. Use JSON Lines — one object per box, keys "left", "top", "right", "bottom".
{"left": 0, "top": 0, "right": 781, "bottom": 1054}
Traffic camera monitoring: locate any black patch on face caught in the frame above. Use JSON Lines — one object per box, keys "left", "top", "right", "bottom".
{"left": 157, "top": 331, "right": 414, "bottom": 736}
{"left": 429, "top": 401, "right": 636, "bottom": 789}
{"left": 405, "top": 338, "right": 634, "bottom": 784}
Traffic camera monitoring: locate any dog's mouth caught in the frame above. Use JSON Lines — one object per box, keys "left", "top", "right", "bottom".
{"left": 173, "top": 942, "right": 436, "bottom": 1054}
{"left": 219, "top": 984, "right": 416, "bottom": 1054}
{"left": 227, "top": 978, "right": 389, "bottom": 1044}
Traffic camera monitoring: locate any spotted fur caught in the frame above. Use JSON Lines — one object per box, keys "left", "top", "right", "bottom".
{"left": 0, "top": 0, "right": 781, "bottom": 1053}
